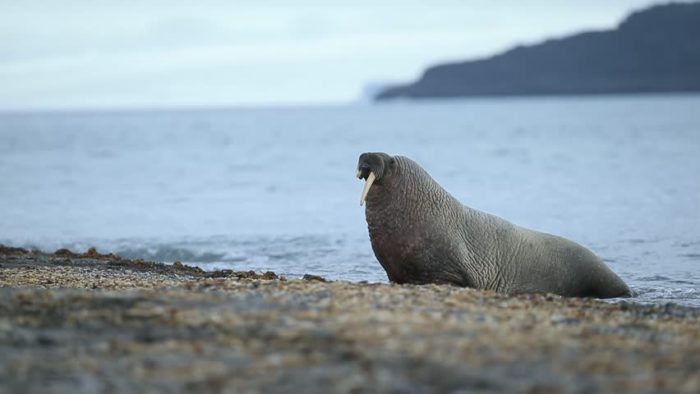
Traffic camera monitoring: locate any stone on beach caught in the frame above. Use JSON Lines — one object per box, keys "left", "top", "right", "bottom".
{"left": 1, "top": 247, "right": 699, "bottom": 393}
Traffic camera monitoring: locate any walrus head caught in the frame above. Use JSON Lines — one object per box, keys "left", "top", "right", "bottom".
{"left": 356, "top": 152, "right": 397, "bottom": 206}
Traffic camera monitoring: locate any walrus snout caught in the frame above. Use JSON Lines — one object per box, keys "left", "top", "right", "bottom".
{"left": 357, "top": 164, "right": 371, "bottom": 180}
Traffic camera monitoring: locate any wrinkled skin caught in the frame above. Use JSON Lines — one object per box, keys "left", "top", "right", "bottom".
{"left": 357, "top": 152, "right": 631, "bottom": 299}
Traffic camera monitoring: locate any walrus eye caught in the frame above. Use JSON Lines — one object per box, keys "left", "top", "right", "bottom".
{"left": 360, "top": 171, "right": 376, "bottom": 206}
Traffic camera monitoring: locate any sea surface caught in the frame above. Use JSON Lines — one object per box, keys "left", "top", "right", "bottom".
{"left": 1, "top": 95, "right": 699, "bottom": 306}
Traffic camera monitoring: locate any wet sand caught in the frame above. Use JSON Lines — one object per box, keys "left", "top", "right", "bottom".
{"left": 1, "top": 245, "right": 699, "bottom": 393}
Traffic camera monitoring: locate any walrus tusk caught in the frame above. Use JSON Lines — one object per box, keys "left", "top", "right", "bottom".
{"left": 360, "top": 171, "right": 376, "bottom": 206}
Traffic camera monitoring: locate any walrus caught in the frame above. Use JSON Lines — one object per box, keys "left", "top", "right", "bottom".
{"left": 356, "top": 152, "right": 631, "bottom": 298}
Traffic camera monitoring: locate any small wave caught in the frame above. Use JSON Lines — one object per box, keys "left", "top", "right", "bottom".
{"left": 678, "top": 240, "right": 700, "bottom": 248}
{"left": 116, "top": 246, "right": 227, "bottom": 263}
{"left": 267, "top": 252, "right": 303, "bottom": 261}
{"left": 630, "top": 286, "right": 700, "bottom": 307}
{"left": 669, "top": 280, "right": 697, "bottom": 285}
{"left": 622, "top": 238, "right": 648, "bottom": 245}
{"left": 636, "top": 275, "right": 672, "bottom": 281}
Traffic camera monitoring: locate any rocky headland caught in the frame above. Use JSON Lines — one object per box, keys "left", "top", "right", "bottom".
{"left": 376, "top": 3, "right": 700, "bottom": 100}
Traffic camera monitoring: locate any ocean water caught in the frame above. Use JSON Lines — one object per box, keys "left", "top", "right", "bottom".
{"left": 1, "top": 95, "right": 699, "bottom": 307}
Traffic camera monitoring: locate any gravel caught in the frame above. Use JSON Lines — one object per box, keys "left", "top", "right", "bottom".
{"left": 1, "top": 245, "right": 699, "bottom": 393}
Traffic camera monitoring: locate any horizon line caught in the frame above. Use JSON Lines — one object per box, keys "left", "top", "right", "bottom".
{"left": 1, "top": 91, "right": 699, "bottom": 116}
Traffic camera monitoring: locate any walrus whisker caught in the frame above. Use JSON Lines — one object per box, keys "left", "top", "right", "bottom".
{"left": 360, "top": 171, "right": 376, "bottom": 206}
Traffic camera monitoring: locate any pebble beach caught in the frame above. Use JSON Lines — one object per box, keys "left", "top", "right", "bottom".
{"left": 1, "top": 245, "right": 699, "bottom": 393}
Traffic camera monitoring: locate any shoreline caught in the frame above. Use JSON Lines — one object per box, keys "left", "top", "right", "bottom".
{"left": 1, "top": 245, "right": 699, "bottom": 392}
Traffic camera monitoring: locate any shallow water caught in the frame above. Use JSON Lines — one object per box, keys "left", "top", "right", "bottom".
{"left": 1, "top": 95, "right": 699, "bottom": 306}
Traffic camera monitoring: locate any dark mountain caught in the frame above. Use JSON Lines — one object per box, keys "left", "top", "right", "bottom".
{"left": 375, "top": 2, "right": 700, "bottom": 100}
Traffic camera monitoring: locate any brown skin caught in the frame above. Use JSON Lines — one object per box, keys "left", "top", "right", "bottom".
{"left": 357, "top": 152, "right": 631, "bottom": 298}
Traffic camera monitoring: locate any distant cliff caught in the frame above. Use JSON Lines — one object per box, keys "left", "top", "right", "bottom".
{"left": 376, "top": 2, "right": 700, "bottom": 100}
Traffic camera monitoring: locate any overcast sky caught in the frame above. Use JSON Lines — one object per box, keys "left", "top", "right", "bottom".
{"left": 0, "top": 0, "right": 676, "bottom": 110}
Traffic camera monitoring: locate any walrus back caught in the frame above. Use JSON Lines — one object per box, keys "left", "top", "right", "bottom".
{"left": 492, "top": 223, "right": 632, "bottom": 298}
{"left": 456, "top": 201, "right": 631, "bottom": 298}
